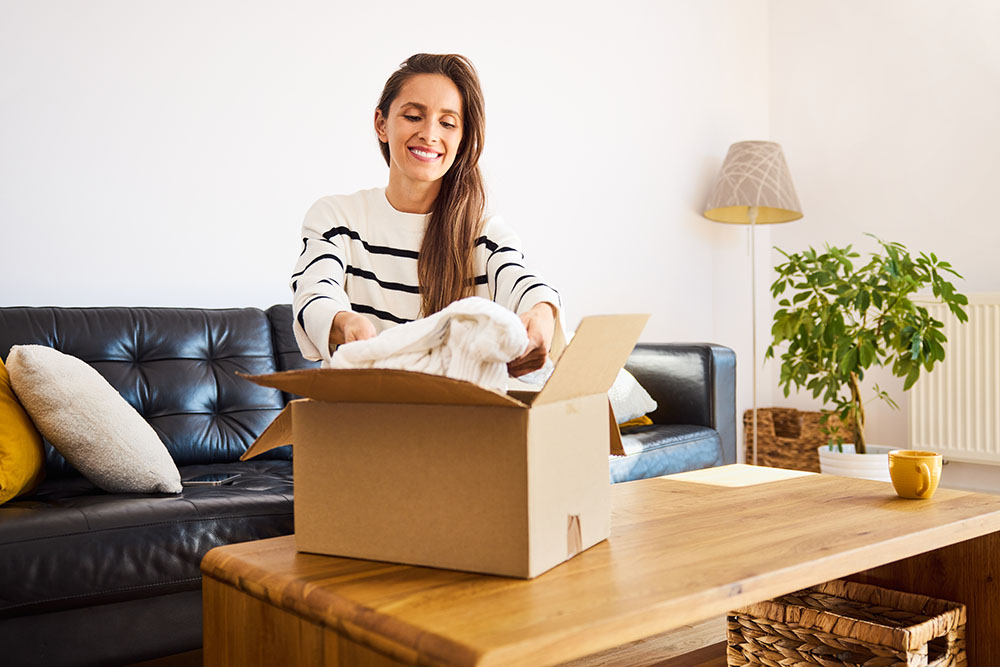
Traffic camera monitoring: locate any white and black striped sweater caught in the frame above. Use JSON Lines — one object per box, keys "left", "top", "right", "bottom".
{"left": 291, "top": 187, "right": 563, "bottom": 363}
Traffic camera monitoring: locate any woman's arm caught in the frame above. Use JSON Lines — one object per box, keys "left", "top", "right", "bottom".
{"left": 290, "top": 199, "right": 355, "bottom": 362}
{"left": 480, "top": 217, "right": 565, "bottom": 376}
{"left": 507, "top": 301, "right": 556, "bottom": 376}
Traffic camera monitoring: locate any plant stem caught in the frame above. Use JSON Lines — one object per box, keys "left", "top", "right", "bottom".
{"left": 849, "top": 372, "right": 867, "bottom": 454}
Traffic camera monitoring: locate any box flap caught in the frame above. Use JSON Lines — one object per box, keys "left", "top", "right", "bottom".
{"left": 241, "top": 403, "right": 294, "bottom": 461}
{"left": 237, "top": 368, "right": 526, "bottom": 408}
{"left": 609, "top": 399, "right": 625, "bottom": 456}
{"left": 533, "top": 314, "right": 650, "bottom": 406}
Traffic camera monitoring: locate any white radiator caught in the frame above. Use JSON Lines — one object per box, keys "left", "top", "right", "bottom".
{"left": 909, "top": 293, "right": 1000, "bottom": 464}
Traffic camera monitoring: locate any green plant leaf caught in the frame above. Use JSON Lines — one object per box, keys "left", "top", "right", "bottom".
{"left": 858, "top": 342, "right": 874, "bottom": 368}
{"left": 840, "top": 347, "right": 858, "bottom": 374}
{"left": 856, "top": 290, "right": 870, "bottom": 312}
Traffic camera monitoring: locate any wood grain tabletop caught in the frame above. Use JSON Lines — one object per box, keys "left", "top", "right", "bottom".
{"left": 202, "top": 465, "right": 1000, "bottom": 666}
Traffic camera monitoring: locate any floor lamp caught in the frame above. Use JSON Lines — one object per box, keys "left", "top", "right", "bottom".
{"left": 703, "top": 141, "right": 803, "bottom": 466}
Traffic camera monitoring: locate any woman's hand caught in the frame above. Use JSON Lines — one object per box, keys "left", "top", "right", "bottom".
{"left": 508, "top": 302, "right": 556, "bottom": 377}
{"left": 330, "top": 311, "right": 377, "bottom": 348}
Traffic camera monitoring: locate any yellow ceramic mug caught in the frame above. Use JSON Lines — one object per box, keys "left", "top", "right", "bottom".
{"left": 888, "top": 450, "right": 942, "bottom": 499}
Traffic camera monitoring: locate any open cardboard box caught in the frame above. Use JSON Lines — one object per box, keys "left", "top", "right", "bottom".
{"left": 240, "top": 313, "right": 648, "bottom": 578}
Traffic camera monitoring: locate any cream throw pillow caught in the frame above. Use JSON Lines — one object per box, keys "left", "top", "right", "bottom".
{"left": 608, "top": 368, "right": 657, "bottom": 425}
{"left": 6, "top": 345, "right": 182, "bottom": 494}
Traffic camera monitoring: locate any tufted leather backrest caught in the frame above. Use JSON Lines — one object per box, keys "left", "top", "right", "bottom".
{"left": 0, "top": 307, "right": 291, "bottom": 477}
{"left": 266, "top": 304, "right": 319, "bottom": 373}
{"left": 266, "top": 305, "right": 321, "bottom": 403}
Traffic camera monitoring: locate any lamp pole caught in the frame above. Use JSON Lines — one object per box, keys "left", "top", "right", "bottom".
{"left": 702, "top": 141, "right": 803, "bottom": 468}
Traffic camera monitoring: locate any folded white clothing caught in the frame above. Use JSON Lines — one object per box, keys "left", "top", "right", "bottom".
{"left": 327, "top": 297, "right": 529, "bottom": 392}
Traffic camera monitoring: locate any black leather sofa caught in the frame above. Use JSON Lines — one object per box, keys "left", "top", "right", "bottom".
{"left": 0, "top": 305, "right": 735, "bottom": 666}
{"left": 617, "top": 343, "right": 736, "bottom": 482}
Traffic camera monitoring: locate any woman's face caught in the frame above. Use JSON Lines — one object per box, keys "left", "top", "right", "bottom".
{"left": 376, "top": 73, "right": 464, "bottom": 188}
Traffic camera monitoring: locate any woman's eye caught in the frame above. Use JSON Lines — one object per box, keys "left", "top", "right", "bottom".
{"left": 403, "top": 114, "right": 455, "bottom": 128}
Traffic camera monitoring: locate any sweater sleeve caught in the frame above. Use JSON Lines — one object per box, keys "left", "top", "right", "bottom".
{"left": 290, "top": 198, "right": 352, "bottom": 363}
{"left": 482, "top": 216, "right": 567, "bottom": 359}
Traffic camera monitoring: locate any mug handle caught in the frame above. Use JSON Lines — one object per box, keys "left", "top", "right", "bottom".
{"left": 917, "top": 462, "right": 931, "bottom": 496}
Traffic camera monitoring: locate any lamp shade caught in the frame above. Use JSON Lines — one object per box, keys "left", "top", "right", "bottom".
{"left": 704, "top": 141, "right": 802, "bottom": 224}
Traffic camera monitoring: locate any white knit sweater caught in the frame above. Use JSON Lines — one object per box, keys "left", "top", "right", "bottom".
{"left": 328, "top": 297, "right": 529, "bottom": 391}
{"left": 291, "top": 187, "right": 563, "bottom": 364}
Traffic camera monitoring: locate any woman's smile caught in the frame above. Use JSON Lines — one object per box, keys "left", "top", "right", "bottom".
{"left": 408, "top": 146, "right": 443, "bottom": 162}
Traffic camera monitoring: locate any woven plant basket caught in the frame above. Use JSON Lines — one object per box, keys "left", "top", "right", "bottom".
{"left": 728, "top": 579, "right": 966, "bottom": 667}
{"left": 744, "top": 407, "right": 853, "bottom": 473}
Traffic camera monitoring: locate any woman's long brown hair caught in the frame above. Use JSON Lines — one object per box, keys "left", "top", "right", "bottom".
{"left": 376, "top": 53, "right": 487, "bottom": 316}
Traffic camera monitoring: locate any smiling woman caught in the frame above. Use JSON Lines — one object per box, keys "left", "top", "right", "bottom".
{"left": 290, "top": 53, "right": 564, "bottom": 377}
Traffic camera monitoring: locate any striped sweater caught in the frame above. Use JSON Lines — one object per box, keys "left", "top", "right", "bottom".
{"left": 291, "top": 187, "right": 563, "bottom": 363}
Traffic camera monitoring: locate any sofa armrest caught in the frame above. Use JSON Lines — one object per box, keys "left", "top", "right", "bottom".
{"left": 624, "top": 343, "right": 736, "bottom": 465}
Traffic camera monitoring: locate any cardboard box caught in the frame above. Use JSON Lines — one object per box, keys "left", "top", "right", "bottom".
{"left": 240, "top": 314, "right": 648, "bottom": 578}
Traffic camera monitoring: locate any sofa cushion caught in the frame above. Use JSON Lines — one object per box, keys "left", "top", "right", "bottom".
{"left": 608, "top": 368, "right": 657, "bottom": 424}
{"left": 0, "top": 460, "right": 293, "bottom": 618}
{"left": 610, "top": 424, "right": 724, "bottom": 483}
{"left": 267, "top": 304, "right": 322, "bottom": 373}
{"left": 0, "top": 307, "right": 289, "bottom": 476}
{"left": 0, "top": 357, "right": 45, "bottom": 504}
{"left": 7, "top": 345, "right": 183, "bottom": 494}
{"left": 267, "top": 304, "right": 321, "bottom": 406}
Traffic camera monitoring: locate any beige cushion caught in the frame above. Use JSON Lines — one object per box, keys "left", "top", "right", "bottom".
{"left": 6, "top": 345, "right": 182, "bottom": 494}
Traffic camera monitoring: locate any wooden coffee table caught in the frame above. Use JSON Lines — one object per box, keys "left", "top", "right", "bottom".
{"left": 201, "top": 465, "right": 1000, "bottom": 666}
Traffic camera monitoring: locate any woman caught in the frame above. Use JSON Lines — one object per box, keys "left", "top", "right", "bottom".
{"left": 291, "top": 53, "right": 563, "bottom": 378}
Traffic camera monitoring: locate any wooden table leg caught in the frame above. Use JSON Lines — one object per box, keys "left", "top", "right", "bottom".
{"left": 848, "top": 530, "right": 999, "bottom": 664}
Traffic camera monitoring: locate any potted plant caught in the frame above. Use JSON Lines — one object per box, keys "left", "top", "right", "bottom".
{"left": 766, "top": 235, "right": 967, "bottom": 480}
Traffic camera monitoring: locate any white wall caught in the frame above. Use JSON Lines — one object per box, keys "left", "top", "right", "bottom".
{"left": 0, "top": 1, "right": 771, "bottom": 462}
{"left": 0, "top": 0, "right": 768, "bottom": 331}
{"left": 767, "top": 0, "right": 1000, "bottom": 490}
{"left": 10, "top": 2, "right": 993, "bottom": 482}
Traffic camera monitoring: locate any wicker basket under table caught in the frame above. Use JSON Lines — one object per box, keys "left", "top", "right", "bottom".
{"left": 727, "top": 579, "right": 966, "bottom": 667}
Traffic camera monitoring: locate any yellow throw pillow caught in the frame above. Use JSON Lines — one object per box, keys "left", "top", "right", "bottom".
{"left": 0, "top": 356, "right": 45, "bottom": 504}
{"left": 619, "top": 415, "right": 654, "bottom": 430}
